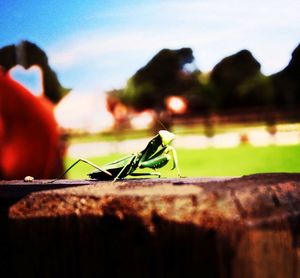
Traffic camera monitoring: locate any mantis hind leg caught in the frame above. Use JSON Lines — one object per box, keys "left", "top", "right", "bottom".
{"left": 49, "top": 158, "right": 112, "bottom": 183}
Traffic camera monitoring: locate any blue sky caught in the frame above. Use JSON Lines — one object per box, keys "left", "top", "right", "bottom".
{"left": 1, "top": 0, "right": 300, "bottom": 94}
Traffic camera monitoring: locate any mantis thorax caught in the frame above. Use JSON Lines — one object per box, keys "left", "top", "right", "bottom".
{"left": 158, "top": 130, "right": 175, "bottom": 146}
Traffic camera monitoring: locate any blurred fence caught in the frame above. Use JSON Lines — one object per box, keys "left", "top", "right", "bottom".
{"left": 172, "top": 109, "right": 300, "bottom": 127}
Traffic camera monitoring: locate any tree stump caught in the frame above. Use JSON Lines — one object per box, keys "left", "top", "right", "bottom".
{"left": 1, "top": 173, "right": 300, "bottom": 277}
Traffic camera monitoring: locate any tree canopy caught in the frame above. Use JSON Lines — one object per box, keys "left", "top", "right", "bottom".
{"left": 118, "top": 47, "right": 198, "bottom": 111}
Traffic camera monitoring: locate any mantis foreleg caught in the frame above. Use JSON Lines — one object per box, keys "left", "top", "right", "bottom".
{"left": 129, "top": 172, "right": 161, "bottom": 178}
{"left": 168, "top": 146, "right": 182, "bottom": 177}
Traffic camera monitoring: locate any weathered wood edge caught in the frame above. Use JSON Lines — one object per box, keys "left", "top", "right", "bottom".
{"left": 5, "top": 173, "right": 300, "bottom": 230}
{"left": 0, "top": 177, "right": 231, "bottom": 198}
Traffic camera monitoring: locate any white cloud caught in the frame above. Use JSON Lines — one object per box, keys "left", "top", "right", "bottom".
{"left": 47, "top": 0, "right": 300, "bottom": 89}
{"left": 48, "top": 24, "right": 248, "bottom": 71}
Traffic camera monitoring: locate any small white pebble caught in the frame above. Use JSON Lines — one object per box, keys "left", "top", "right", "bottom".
{"left": 24, "top": 176, "right": 34, "bottom": 182}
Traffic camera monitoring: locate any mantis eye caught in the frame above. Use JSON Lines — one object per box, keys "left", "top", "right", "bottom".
{"left": 159, "top": 130, "right": 175, "bottom": 146}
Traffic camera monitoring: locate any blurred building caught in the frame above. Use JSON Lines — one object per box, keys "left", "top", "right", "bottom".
{"left": 54, "top": 91, "right": 114, "bottom": 133}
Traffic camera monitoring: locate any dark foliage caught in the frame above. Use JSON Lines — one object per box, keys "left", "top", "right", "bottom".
{"left": 271, "top": 44, "right": 300, "bottom": 110}
{"left": 210, "top": 50, "right": 263, "bottom": 110}
{"left": 0, "top": 40, "right": 69, "bottom": 103}
{"left": 119, "top": 48, "right": 198, "bottom": 111}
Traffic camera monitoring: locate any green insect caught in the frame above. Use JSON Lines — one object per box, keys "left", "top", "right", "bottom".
{"left": 53, "top": 130, "right": 181, "bottom": 182}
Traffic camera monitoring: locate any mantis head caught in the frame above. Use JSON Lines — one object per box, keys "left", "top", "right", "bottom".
{"left": 159, "top": 130, "right": 175, "bottom": 146}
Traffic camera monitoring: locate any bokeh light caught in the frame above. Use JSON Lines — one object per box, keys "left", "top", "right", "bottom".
{"left": 166, "top": 96, "right": 187, "bottom": 114}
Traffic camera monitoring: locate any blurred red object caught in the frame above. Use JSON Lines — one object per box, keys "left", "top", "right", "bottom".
{"left": 0, "top": 69, "right": 64, "bottom": 179}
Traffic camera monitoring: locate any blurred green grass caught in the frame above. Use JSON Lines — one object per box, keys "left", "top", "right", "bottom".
{"left": 64, "top": 144, "right": 300, "bottom": 179}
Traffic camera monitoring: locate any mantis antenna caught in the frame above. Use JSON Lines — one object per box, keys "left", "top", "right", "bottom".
{"left": 154, "top": 113, "right": 169, "bottom": 131}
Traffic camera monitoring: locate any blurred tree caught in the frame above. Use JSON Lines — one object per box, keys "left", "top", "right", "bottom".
{"left": 0, "top": 45, "right": 16, "bottom": 71}
{"left": 185, "top": 71, "right": 218, "bottom": 115}
{"left": 210, "top": 49, "right": 262, "bottom": 110}
{"left": 119, "top": 48, "right": 197, "bottom": 111}
{"left": 108, "top": 44, "right": 300, "bottom": 126}
{"left": 0, "top": 41, "right": 69, "bottom": 104}
{"left": 238, "top": 73, "right": 274, "bottom": 108}
{"left": 271, "top": 44, "right": 300, "bottom": 110}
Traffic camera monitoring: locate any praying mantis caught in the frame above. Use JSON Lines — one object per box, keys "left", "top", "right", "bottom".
{"left": 52, "top": 130, "right": 182, "bottom": 182}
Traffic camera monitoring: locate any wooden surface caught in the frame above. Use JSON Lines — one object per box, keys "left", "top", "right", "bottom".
{"left": 1, "top": 173, "right": 300, "bottom": 277}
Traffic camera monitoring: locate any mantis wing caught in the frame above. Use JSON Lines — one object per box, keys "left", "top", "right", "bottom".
{"left": 89, "top": 154, "right": 137, "bottom": 181}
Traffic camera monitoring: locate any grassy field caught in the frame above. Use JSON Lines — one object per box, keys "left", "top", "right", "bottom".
{"left": 64, "top": 144, "right": 300, "bottom": 179}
